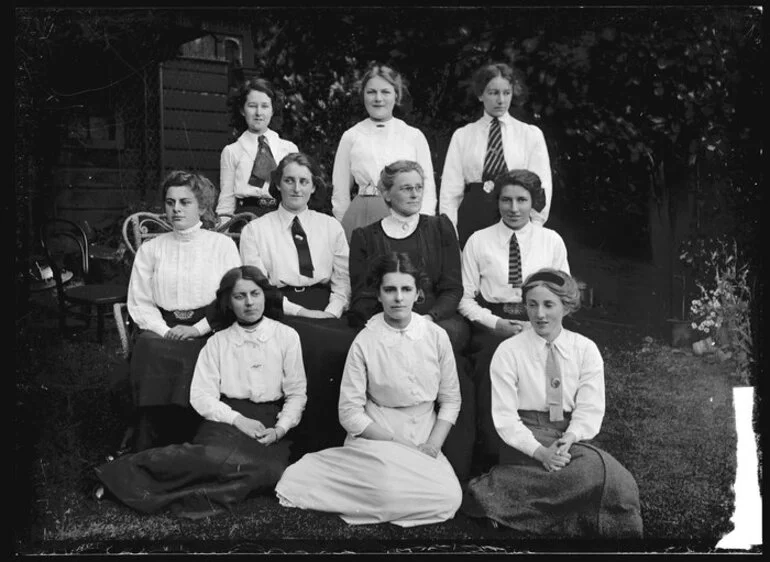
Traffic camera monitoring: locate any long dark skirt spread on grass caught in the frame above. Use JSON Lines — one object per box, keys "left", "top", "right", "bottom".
{"left": 95, "top": 398, "right": 290, "bottom": 520}
{"left": 462, "top": 410, "right": 644, "bottom": 539}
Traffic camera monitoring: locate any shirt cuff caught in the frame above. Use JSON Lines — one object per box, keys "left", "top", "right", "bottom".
{"left": 325, "top": 301, "right": 344, "bottom": 318}
{"left": 480, "top": 312, "right": 501, "bottom": 331}
{"left": 283, "top": 297, "right": 303, "bottom": 316}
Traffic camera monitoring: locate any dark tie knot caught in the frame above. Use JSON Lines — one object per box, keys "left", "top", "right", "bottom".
{"left": 258, "top": 135, "right": 267, "bottom": 145}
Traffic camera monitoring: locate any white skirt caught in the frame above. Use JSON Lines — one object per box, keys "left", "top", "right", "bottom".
{"left": 275, "top": 400, "right": 462, "bottom": 527}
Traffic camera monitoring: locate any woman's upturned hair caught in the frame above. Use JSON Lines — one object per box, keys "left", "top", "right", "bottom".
{"left": 522, "top": 268, "right": 581, "bottom": 315}
{"left": 161, "top": 170, "right": 218, "bottom": 229}
{"left": 366, "top": 252, "right": 430, "bottom": 296}
{"left": 228, "top": 77, "right": 284, "bottom": 133}
{"left": 377, "top": 160, "right": 425, "bottom": 207}
{"left": 359, "top": 63, "right": 407, "bottom": 107}
{"left": 471, "top": 62, "right": 528, "bottom": 107}
{"left": 267, "top": 152, "right": 328, "bottom": 211}
{"left": 212, "top": 265, "right": 284, "bottom": 329}
{"left": 491, "top": 169, "right": 546, "bottom": 213}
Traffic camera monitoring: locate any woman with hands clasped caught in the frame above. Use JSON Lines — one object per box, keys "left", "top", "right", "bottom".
{"left": 94, "top": 266, "right": 307, "bottom": 519}
{"left": 275, "top": 253, "right": 462, "bottom": 527}
{"left": 462, "top": 269, "right": 643, "bottom": 539}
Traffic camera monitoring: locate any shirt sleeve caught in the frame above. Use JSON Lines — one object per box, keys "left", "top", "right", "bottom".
{"left": 275, "top": 326, "right": 308, "bottom": 433}
{"left": 325, "top": 220, "right": 351, "bottom": 318}
{"left": 216, "top": 145, "right": 237, "bottom": 217}
{"left": 490, "top": 343, "right": 542, "bottom": 457}
{"left": 438, "top": 128, "right": 466, "bottom": 228}
{"left": 189, "top": 335, "right": 240, "bottom": 424}
{"left": 337, "top": 338, "right": 374, "bottom": 436}
{"left": 414, "top": 129, "right": 437, "bottom": 216}
{"left": 428, "top": 214, "right": 463, "bottom": 321}
{"left": 239, "top": 221, "right": 267, "bottom": 271}
{"left": 126, "top": 242, "right": 169, "bottom": 337}
{"left": 526, "top": 126, "right": 552, "bottom": 225}
{"left": 551, "top": 232, "right": 570, "bottom": 275}
{"left": 566, "top": 339, "right": 605, "bottom": 442}
{"left": 435, "top": 329, "right": 461, "bottom": 424}
{"left": 331, "top": 130, "right": 355, "bottom": 221}
{"left": 457, "top": 235, "right": 501, "bottom": 330}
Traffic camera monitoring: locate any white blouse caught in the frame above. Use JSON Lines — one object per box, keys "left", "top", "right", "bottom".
{"left": 338, "top": 313, "right": 461, "bottom": 437}
{"left": 439, "top": 113, "right": 552, "bottom": 227}
{"left": 331, "top": 118, "right": 437, "bottom": 221}
{"left": 189, "top": 319, "right": 307, "bottom": 434}
{"left": 217, "top": 129, "right": 300, "bottom": 216}
{"left": 490, "top": 327, "right": 605, "bottom": 457}
{"left": 380, "top": 209, "right": 421, "bottom": 239}
{"left": 127, "top": 222, "right": 242, "bottom": 337}
{"left": 239, "top": 206, "right": 351, "bottom": 318}
{"left": 458, "top": 220, "right": 570, "bottom": 329}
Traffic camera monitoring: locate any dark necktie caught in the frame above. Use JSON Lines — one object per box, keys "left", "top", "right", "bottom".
{"left": 482, "top": 117, "right": 507, "bottom": 182}
{"left": 291, "top": 216, "right": 314, "bottom": 278}
{"left": 545, "top": 342, "right": 564, "bottom": 422}
{"left": 508, "top": 233, "right": 522, "bottom": 287}
{"left": 248, "top": 135, "right": 277, "bottom": 187}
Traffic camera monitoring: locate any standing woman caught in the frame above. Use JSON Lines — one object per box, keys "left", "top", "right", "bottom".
{"left": 216, "top": 78, "right": 299, "bottom": 218}
{"left": 94, "top": 266, "right": 308, "bottom": 519}
{"left": 275, "top": 253, "right": 462, "bottom": 527}
{"left": 439, "top": 62, "right": 552, "bottom": 247}
{"left": 127, "top": 171, "right": 242, "bottom": 451}
{"left": 332, "top": 64, "right": 437, "bottom": 241}
{"left": 462, "top": 269, "right": 643, "bottom": 539}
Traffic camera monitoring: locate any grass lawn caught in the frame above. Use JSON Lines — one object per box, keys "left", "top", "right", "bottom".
{"left": 14, "top": 292, "right": 753, "bottom": 554}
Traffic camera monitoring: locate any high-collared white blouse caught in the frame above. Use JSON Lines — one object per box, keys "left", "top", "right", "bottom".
{"left": 331, "top": 118, "right": 437, "bottom": 221}
{"left": 189, "top": 319, "right": 307, "bottom": 434}
{"left": 458, "top": 220, "right": 570, "bottom": 329}
{"left": 338, "top": 313, "right": 461, "bottom": 437}
{"left": 217, "top": 129, "right": 300, "bottom": 216}
{"left": 127, "top": 222, "right": 242, "bottom": 337}
{"left": 439, "top": 112, "right": 552, "bottom": 227}
{"left": 490, "top": 327, "right": 605, "bottom": 457}
{"left": 239, "top": 205, "right": 351, "bottom": 318}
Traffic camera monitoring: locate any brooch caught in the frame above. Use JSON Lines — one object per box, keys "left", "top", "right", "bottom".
{"left": 482, "top": 180, "right": 495, "bottom": 193}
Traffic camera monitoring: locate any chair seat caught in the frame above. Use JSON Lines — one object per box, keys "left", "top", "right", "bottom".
{"left": 65, "top": 284, "right": 128, "bottom": 305}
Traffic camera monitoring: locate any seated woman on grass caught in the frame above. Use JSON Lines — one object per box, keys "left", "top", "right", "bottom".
{"left": 275, "top": 252, "right": 463, "bottom": 527}
{"left": 93, "top": 265, "right": 307, "bottom": 519}
{"left": 462, "top": 268, "right": 643, "bottom": 539}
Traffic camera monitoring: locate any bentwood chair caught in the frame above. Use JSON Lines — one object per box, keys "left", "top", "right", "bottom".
{"left": 39, "top": 218, "right": 128, "bottom": 344}
{"left": 114, "top": 211, "right": 257, "bottom": 357}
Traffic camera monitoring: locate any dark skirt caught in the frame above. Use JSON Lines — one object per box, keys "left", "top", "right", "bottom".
{"left": 441, "top": 353, "right": 476, "bottom": 483}
{"left": 457, "top": 183, "right": 499, "bottom": 249}
{"left": 129, "top": 329, "right": 208, "bottom": 451}
{"left": 280, "top": 314, "right": 358, "bottom": 461}
{"left": 462, "top": 411, "right": 644, "bottom": 539}
{"left": 95, "top": 398, "right": 290, "bottom": 519}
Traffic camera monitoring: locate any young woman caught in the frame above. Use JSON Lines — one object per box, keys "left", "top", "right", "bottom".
{"left": 240, "top": 152, "right": 355, "bottom": 456}
{"left": 127, "top": 170, "right": 242, "bottom": 451}
{"left": 94, "top": 266, "right": 308, "bottom": 519}
{"left": 462, "top": 269, "right": 643, "bottom": 539}
{"left": 458, "top": 168, "right": 569, "bottom": 471}
{"left": 217, "top": 78, "right": 299, "bottom": 218}
{"left": 439, "top": 62, "right": 552, "bottom": 247}
{"left": 275, "top": 253, "right": 463, "bottom": 527}
{"left": 332, "top": 64, "right": 437, "bottom": 241}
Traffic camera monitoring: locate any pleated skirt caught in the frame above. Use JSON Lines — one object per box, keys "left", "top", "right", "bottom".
{"left": 462, "top": 411, "right": 644, "bottom": 539}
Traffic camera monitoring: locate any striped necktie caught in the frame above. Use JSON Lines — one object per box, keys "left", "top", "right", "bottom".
{"left": 248, "top": 135, "right": 277, "bottom": 187}
{"left": 545, "top": 342, "right": 564, "bottom": 422}
{"left": 482, "top": 117, "right": 507, "bottom": 182}
{"left": 508, "top": 233, "right": 522, "bottom": 287}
